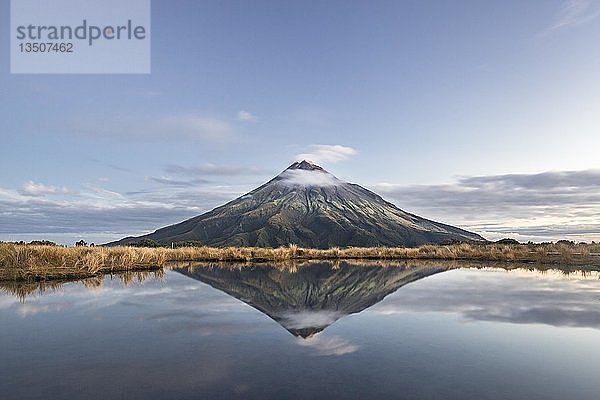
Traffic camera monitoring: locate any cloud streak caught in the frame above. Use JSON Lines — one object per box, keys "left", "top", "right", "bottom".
{"left": 371, "top": 169, "right": 600, "bottom": 242}
{"left": 146, "top": 163, "right": 267, "bottom": 189}
{"left": 65, "top": 113, "right": 236, "bottom": 142}
{"left": 541, "top": 0, "right": 600, "bottom": 35}
{"left": 552, "top": 0, "right": 600, "bottom": 29}
{"left": 165, "top": 163, "right": 263, "bottom": 176}
{"left": 295, "top": 144, "right": 357, "bottom": 164}
{"left": 0, "top": 180, "right": 249, "bottom": 242}
{"left": 21, "top": 181, "right": 71, "bottom": 197}
{"left": 146, "top": 176, "right": 212, "bottom": 187}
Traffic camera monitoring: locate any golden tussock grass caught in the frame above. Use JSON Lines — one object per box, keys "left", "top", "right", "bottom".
{"left": 1, "top": 241, "right": 600, "bottom": 282}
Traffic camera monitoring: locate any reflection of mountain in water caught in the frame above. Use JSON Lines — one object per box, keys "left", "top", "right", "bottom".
{"left": 175, "top": 262, "right": 446, "bottom": 337}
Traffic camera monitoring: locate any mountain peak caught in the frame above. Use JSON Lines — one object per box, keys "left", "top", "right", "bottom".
{"left": 286, "top": 160, "right": 325, "bottom": 172}
{"left": 276, "top": 160, "right": 339, "bottom": 187}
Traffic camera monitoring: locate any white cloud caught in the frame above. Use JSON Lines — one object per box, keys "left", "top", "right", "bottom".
{"left": 370, "top": 169, "right": 600, "bottom": 243}
{"left": 236, "top": 110, "right": 258, "bottom": 122}
{"left": 295, "top": 144, "right": 357, "bottom": 164}
{"left": 21, "top": 181, "right": 70, "bottom": 197}
{"left": 277, "top": 169, "right": 341, "bottom": 187}
{"left": 0, "top": 180, "right": 250, "bottom": 243}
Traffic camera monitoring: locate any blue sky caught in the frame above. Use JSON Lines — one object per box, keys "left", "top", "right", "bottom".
{"left": 1, "top": 0, "right": 600, "bottom": 244}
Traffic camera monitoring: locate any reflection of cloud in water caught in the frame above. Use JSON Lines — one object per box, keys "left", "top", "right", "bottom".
{"left": 0, "top": 273, "right": 263, "bottom": 337}
{"left": 296, "top": 334, "right": 359, "bottom": 356}
{"left": 0, "top": 296, "right": 16, "bottom": 310}
{"left": 16, "top": 302, "right": 70, "bottom": 317}
{"left": 158, "top": 320, "right": 264, "bottom": 336}
{"left": 279, "top": 311, "right": 343, "bottom": 330}
{"left": 372, "top": 268, "right": 600, "bottom": 329}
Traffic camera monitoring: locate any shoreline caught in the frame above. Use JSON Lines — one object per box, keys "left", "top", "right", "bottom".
{"left": 1, "top": 242, "right": 600, "bottom": 282}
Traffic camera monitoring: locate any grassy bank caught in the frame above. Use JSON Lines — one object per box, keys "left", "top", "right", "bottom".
{"left": 1, "top": 242, "right": 600, "bottom": 282}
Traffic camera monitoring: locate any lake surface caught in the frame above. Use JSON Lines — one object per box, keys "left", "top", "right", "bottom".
{"left": 2, "top": 261, "right": 600, "bottom": 400}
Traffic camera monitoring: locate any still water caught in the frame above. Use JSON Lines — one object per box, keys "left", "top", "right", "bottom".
{"left": 1, "top": 261, "right": 600, "bottom": 400}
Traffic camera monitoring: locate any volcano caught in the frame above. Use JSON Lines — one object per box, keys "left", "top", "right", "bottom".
{"left": 111, "top": 160, "right": 484, "bottom": 247}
